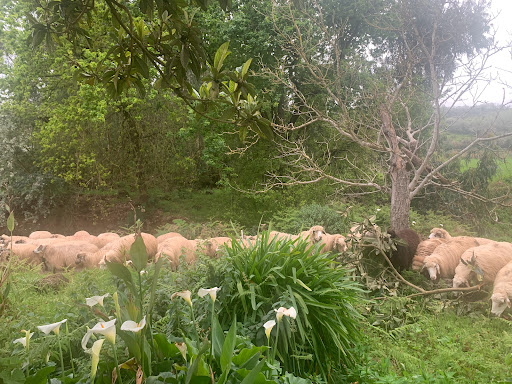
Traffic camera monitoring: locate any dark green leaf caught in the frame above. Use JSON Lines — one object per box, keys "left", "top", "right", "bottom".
{"left": 153, "top": 333, "right": 181, "bottom": 359}
{"left": 214, "top": 42, "right": 230, "bottom": 72}
{"left": 212, "top": 315, "right": 225, "bottom": 361}
{"left": 130, "top": 235, "right": 148, "bottom": 272}
{"left": 133, "top": 55, "right": 150, "bottom": 79}
{"left": 7, "top": 212, "right": 14, "bottom": 233}
{"left": 106, "top": 261, "right": 136, "bottom": 295}
{"left": 220, "top": 315, "right": 237, "bottom": 372}
{"left": 25, "top": 366, "right": 56, "bottom": 384}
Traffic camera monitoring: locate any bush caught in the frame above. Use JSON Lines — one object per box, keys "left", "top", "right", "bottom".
{"left": 215, "top": 231, "right": 364, "bottom": 380}
{"left": 271, "top": 203, "right": 353, "bottom": 234}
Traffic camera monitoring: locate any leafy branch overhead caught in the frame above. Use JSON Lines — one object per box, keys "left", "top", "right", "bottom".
{"left": 26, "top": 0, "right": 271, "bottom": 138}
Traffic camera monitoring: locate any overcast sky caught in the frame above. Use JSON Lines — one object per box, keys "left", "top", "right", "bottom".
{"left": 477, "top": 0, "right": 512, "bottom": 104}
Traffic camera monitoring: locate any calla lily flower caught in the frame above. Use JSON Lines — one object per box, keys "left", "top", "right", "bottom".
{"left": 37, "top": 319, "right": 67, "bottom": 336}
{"left": 121, "top": 316, "right": 146, "bottom": 333}
{"left": 171, "top": 290, "right": 193, "bottom": 307}
{"left": 285, "top": 307, "right": 297, "bottom": 319}
{"left": 274, "top": 306, "right": 297, "bottom": 321}
{"left": 91, "top": 338, "right": 105, "bottom": 379}
{"left": 13, "top": 330, "right": 33, "bottom": 349}
{"left": 263, "top": 320, "right": 276, "bottom": 339}
{"left": 175, "top": 342, "right": 187, "bottom": 360}
{"left": 82, "top": 319, "right": 117, "bottom": 352}
{"left": 198, "top": 287, "right": 221, "bottom": 302}
{"left": 86, "top": 293, "right": 110, "bottom": 307}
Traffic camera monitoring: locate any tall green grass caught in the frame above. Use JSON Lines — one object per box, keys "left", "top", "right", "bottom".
{"left": 217, "top": 231, "right": 364, "bottom": 380}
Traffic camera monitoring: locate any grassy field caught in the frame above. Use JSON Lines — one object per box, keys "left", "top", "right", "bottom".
{"left": 460, "top": 156, "right": 512, "bottom": 182}
{"left": 1, "top": 255, "right": 512, "bottom": 383}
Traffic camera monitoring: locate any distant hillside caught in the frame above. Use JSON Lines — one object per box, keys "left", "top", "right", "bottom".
{"left": 442, "top": 105, "right": 512, "bottom": 150}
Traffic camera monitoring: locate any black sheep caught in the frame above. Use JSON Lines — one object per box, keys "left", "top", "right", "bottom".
{"left": 387, "top": 228, "right": 421, "bottom": 271}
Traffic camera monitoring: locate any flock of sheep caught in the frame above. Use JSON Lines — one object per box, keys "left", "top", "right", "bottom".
{"left": 410, "top": 227, "right": 512, "bottom": 317}
{"left": 1, "top": 224, "right": 512, "bottom": 316}
{"left": 0, "top": 226, "right": 338, "bottom": 272}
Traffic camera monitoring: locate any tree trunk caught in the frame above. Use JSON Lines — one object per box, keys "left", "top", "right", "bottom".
{"left": 381, "top": 105, "right": 411, "bottom": 231}
{"left": 390, "top": 160, "right": 411, "bottom": 231}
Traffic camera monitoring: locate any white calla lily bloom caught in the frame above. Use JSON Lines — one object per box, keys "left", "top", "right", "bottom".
{"left": 13, "top": 331, "right": 34, "bottom": 348}
{"left": 86, "top": 293, "right": 110, "bottom": 307}
{"left": 274, "top": 307, "right": 287, "bottom": 321}
{"left": 82, "top": 318, "right": 117, "bottom": 352}
{"left": 274, "top": 306, "right": 297, "bottom": 321}
{"left": 284, "top": 307, "right": 297, "bottom": 319}
{"left": 171, "top": 290, "right": 193, "bottom": 307}
{"left": 37, "top": 319, "right": 67, "bottom": 336}
{"left": 91, "top": 338, "right": 105, "bottom": 379}
{"left": 121, "top": 316, "right": 146, "bottom": 333}
{"left": 263, "top": 320, "right": 276, "bottom": 339}
{"left": 198, "top": 287, "right": 221, "bottom": 302}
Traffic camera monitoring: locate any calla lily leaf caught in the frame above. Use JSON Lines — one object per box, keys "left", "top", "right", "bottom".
{"left": 106, "top": 261, "right": 137, "bottom": 296}
{"left": 130, "top": 235, "right": 148, "bottom": 272}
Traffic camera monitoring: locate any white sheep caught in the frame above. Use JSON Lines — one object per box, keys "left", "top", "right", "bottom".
{"left": 428, "top": 228, "right": 452, "bottom": 240}
{"left": 0, "top": 234, "right": 30, "bottom": 247}
{"left": 155, "top": 237, "right": 198, "bottom": 268}
{"left": 269, "top": 231, "right": 297, "bottom": 242}
{"left": 28, "top": 231, "right": 54, "bottom": 240}
{"left": 422, "top": 236, "right": 492, "bottom": 280}
{"left": 298, "top": 225, "right": 326, "bottom": 243}
{"left": 75, "top": 232, "right": 158, "bottom": 268}
{"left": 452, "top": 242, "right": 512, "bottom": 288}
{"left": 0, "top": 243, "right": 41, "bottom": 266}
{"left": 95, "top": 232, "right": 121, "bottom": 248}
{"left": 411, "top": 237, "right": 446, "bottom": 271}
{"left": 320, "top": 234, "right": 347, "bottom": 253}
{"left": 201, "top": 236, "right": 232, "bottom": 258}
{"left": 157, "top": 232, "right": 184, "bottom": 243}
{"left": 491, "top": 261, "right": 512, "bottom": 316}
{"left": 35, "top": 241, "right": 99, "bottom": 272}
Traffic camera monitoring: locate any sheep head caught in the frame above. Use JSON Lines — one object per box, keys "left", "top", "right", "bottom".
{"left": 423, "top": 261, "right": 440, "bottom": 280}
{"left": 491, "top": 293, "right": 511, "bottom": 317}
{"left": 429, "top": 228, "right": 451, "bottom": 240}
{"left": 75, "top": 252, "right": 87, "bottom": 265}
{"left": 452, "top": 276, "right": 468, "bottom": 288}
{"left": 309, "top": 226, "right": 325, "bottom": 243}
{"left": 33, "top": 244, "right": 46, "bottom": 254}
{"left": 334, "top": 235, "right": 348, "bottom": 253}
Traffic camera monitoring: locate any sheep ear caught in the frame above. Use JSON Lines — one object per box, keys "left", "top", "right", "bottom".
{"left": 507, "top": 298, "right": 511, "bottom": 308}
{"left": 436, "top": 264, "right": 440, "bottom": 274}
{"left": 34, "top": 244, "right": 45, "bottom": 254}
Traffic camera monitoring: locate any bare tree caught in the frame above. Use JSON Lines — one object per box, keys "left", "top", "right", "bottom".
{"left": 258, "top": 0, "right": 512, "bottom": 231}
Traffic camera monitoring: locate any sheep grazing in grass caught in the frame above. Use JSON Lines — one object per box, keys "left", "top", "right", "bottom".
{"left": 387, "top": 228, "right": 421, "bottom": 271}
{"left": 155, "top": 237, "right": 198, "bottom": 269}
{"left": 452, "top": 242, "right": 512, "bottom": 288}
{"left": 269, "top": 231, "right": 297, "bottom": 242}
{"left": 0, "top": 243, "right": 41, "bottom": 266}
{"left": 28, "top": 231, "right": 54, "bottom": 240}
{"left": 76, "top": 232, "right": 158, "bottom": 268}
{"left": 201, "top": 236, "right": 232, "bottom": 258}
{"left": 0, "top": 235, "right": 30, "bottom": 247}
{"left": 428, "top": 227, "right": 452, "bottom": 240}
{"left": 411, "top": 237, "right": 447, "bottom": 271}
{"left": 299, "top": 226, "right": 326, "bottom": 243}
{"left": 422, "top": 236, "right": 492, "bottom": 280}
{"left": 35, "top": 241, "right": 100, "bottom": 273}
{"left": 491, "top": 261, "right": 512, "bottom": 317}
{"left": 95, "top": 232, "right": 121, "bottom": 248}
{"left": 157, "top": 232, "right": 185, "bottom": 243}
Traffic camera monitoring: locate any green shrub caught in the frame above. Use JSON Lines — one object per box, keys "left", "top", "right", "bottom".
{"left": 271, "top": 203, "right": 353, "bottom": 234}
{"left": 216, "top": 231, "right": 364, "bottom": 380}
